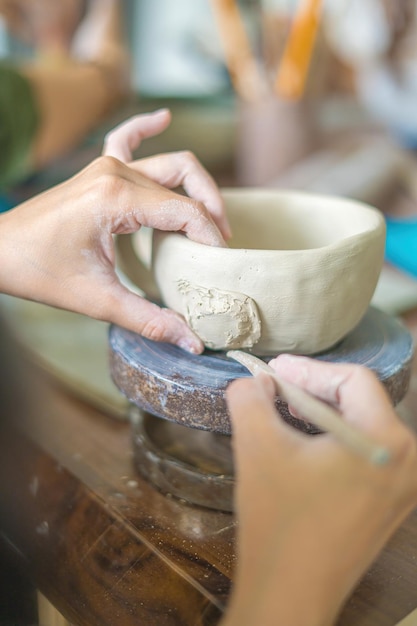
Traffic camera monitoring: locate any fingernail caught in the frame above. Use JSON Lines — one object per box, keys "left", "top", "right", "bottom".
{"left": 153, "top": 108, "right": 170, "bottom": 115}
{"left": 224, "top": 221, "right": 233, "bottom": 240}
{"left": 208, "top": 232, "right": 228, "bottom": 248}
{"left": 274, "top": 354, "right": 306, "bottom": 364}
{"left": 268, "top": 354, "right": 304, "bottom": 372}
{"left": 177, "top": 337, "right": 203, "bottom": 354}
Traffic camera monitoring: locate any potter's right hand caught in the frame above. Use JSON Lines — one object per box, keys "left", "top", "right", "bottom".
{"left": 0, "top": 152, "right": 226, "bottom": 353}
{"left": 103, "top": 109, "right": 232, "bottom": 241}
{"left": 223, "top": 356, "right": 417, "bottom": 626}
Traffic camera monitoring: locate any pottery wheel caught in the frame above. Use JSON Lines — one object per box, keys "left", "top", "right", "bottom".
{"left": 109, "top": 306, "right": 414, "bottom": 436}
{"left": 110, "top": 306, "right": 413, "bottom": 511}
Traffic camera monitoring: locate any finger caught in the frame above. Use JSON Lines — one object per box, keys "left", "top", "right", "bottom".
{"left": 105, "top": 170, "right": 226, "bottom": 247}
{"left": 227, "top": 373, "right": 300, "bottom": 452}
{"left": 102, "top": 110, "right": 172, "bottom": 162}
{"left": 268, "top": 354, "right": 397, "bottom": 434}
{"left": 83, "top": 156, "right": 226, "bottom": 247}
{"left": 101, "top": 282, "right": 204, "bottom": 354}
{"left": 131, "top": 151, "right": 232, "bottom": 240}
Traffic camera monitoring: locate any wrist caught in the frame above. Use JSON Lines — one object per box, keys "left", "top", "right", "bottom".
{"left": 0, "top": 209, "right": 21, "bottom": 297}
{"left": 221, "top": 585, "right": 339, "bottom": 626}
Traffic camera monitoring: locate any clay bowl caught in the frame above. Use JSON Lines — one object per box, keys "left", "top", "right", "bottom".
{"left": 131, "top": 188, "right": 386, "bottom": 355}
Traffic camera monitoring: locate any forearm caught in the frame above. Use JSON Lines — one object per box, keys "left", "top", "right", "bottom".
{"left": 221, "top": 558, "right": 345, "bottom": 626}
{"left": 221, "top": 603, "right": 335, "bottom": 626}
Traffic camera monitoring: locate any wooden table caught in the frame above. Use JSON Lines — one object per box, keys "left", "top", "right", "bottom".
{"left": 1, "top": 312, "right": 417, "bottom": 626}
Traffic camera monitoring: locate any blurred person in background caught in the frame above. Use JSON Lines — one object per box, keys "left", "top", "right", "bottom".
{"left": 325, "top": 0, "right": 417, "bottom": 278}
{"left": 325, "top": 0, "right": 417, "bottom": 145}
{"left": 0, "top": 0, "right": 131, "bottom": 204}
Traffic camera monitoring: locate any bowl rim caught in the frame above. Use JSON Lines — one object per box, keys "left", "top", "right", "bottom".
{"left": 153, "top": 187, "right": 386, "bottom": 255}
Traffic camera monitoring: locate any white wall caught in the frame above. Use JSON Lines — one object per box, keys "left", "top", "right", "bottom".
{"left": 131, "top": 0, "right": 228, "bottom": 96}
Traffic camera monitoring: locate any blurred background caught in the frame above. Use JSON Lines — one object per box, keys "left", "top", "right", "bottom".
{"left": 1, "top": 1, "right": 417, "bottom": 199}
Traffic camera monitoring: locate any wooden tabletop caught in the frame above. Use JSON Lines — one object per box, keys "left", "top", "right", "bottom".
{"left": 1, "top": 311, "right": 417, "bottom": 626}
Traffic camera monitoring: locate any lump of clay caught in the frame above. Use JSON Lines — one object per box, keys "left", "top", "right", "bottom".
{"left": 177, "top": 280, "right": 261, "bottom": 350}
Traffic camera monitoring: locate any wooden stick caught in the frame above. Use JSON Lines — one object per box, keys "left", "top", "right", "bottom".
{"left": 227, "top": 350, "right": 391, "bottom": 466}
{"left": 210, "top": 0, "right": 269, "bottom": 102}
{"left": 274, "top": 0, "right": 323, "bottom": 100}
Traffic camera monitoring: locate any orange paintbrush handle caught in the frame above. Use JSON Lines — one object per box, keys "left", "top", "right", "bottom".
{"left": 210, "top": 0, "right": 268, "bottom": 102}
{"left": 275, "top": 0, "right": 323, "bottom": 100}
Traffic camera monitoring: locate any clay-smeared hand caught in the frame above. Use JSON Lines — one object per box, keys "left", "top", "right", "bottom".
{"left": 103, "top": 109, "right": 232, "bottom": 241}
{"left": 0, "top": 111, "right": 230, "bottom": 352}
{"left": 222, "top": 356, "right": 417, "bottom": 626}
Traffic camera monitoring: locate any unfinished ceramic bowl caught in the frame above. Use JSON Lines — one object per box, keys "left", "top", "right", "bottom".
{"left": 132, "top": 188, "right": 386, "bottom": 355}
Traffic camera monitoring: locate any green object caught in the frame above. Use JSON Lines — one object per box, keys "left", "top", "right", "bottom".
{"left": 0, "top": 63, "right": 40, "bottom": 191}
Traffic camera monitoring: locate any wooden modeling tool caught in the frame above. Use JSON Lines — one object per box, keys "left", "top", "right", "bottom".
{"left": 210, "top": 0, "right": 268, "bottom": 101}
{"left": 274, "top": 0, "right": 323, "bottom": 100}
{"left": 227, "top": 350, "right": 391, "bottom": 466}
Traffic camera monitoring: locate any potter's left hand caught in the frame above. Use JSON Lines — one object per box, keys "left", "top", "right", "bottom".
{"left": 0, "top": 111, "right": 230, "bottom": 352}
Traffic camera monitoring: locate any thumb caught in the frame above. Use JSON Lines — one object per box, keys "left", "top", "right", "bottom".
{"left": 103, "top": 110, "right": 172, "bottom": 162}
{"left": 104, "top": 283, "right": 204, "bottom": 354}
{"left": 227, "top": 373, "right": 300, "bottom": 454}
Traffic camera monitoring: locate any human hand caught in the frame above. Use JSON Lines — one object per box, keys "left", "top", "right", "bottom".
{"left": 102, "top": 109, "right": 232, "bottom": 240}
{"left": 223, "top": 356, "right": 417, "bottom": 626}
{"left": 0, "top": 112, "right": 229, "bottom": 353}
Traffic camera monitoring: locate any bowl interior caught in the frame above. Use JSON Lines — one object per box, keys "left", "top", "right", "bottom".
{"left": 224, "top": 190, "right": 382, "bottom": 251}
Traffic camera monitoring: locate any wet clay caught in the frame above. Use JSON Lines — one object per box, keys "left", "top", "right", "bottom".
{"left": 134, "top": 188, "right": 386, "bottom": 355}
{"left": 177, "top": 280, "right": 261, "bottom": 350}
